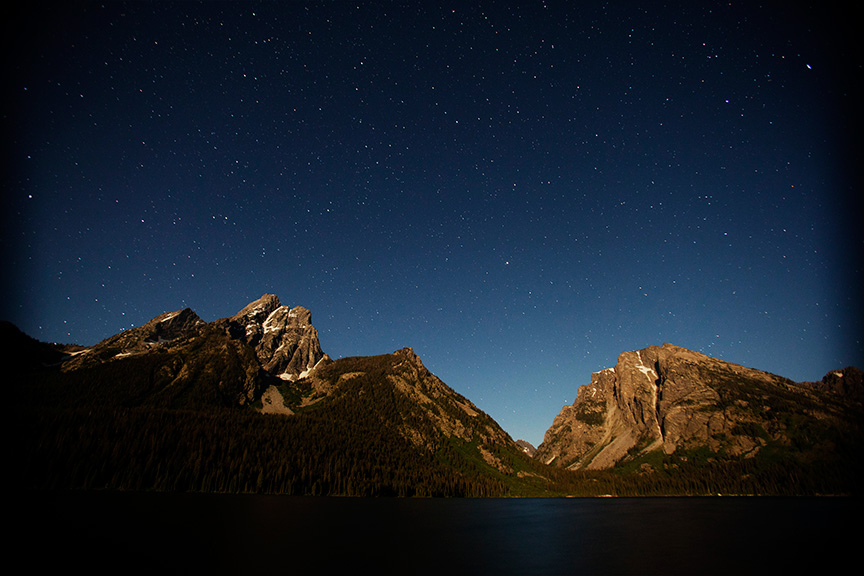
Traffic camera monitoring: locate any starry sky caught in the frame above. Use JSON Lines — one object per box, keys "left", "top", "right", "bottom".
{"left": 3, "top": 1, "right": 861, "bottom": 446}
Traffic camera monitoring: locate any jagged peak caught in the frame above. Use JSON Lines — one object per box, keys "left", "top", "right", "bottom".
{"left": 537, "top": 341, "right": 854, "bottom": 471}
{"left": 286, "top": 305, "right": 312, "bottom": 323}
{"left": 230, "top": 296, "right": 316, "bottom": 329}
{"left": 232, "top": 294, "right": 282, "bottom": 321}
{"left": 394, "top": 346, "right": 423, "bottom": 365}
{"left": 612, "top": 343, "right": 712, "bottom": 366}
{"left": 148, "top": 307, "right": 202, "bottom": 326}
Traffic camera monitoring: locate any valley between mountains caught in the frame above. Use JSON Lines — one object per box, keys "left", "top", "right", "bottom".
{"left": 8, "top": 294, "right": 862, "bottom": 496}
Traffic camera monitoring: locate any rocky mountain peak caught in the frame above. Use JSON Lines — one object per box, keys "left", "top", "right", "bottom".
{"left": 293, "top": 348, "right": 519, "bottom": 474}
{"left": 59, "top": 307, "right": 206, "bottom": 370}
{"left": 535, "top": 343, "right": 853, "bottom": 470}
{"left": 109, "top": 306, "right": 204, "bottom": 346}
{"left": 809, "top": 366, "right": 863, "bottom": 400}
{"left": 515, "top": 440, "right": 537, "bottom": 457}
{"left": 231, "top": 293, "right": 282, "bottom": 323}
{"left": 143, "top": 308, "right": 205, "bottom": 341}
{"left": 393, "top": 346, "right": 424, "bottom": 367}
{"left": 225, "top": 295, "right": 325, "bottom": 380}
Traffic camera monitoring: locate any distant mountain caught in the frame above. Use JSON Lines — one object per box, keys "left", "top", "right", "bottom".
{"left": 535, "top": 343, "right": 863, "bottom": 480}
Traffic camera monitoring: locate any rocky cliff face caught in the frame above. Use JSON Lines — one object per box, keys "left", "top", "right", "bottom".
{"left": 809, "top": 366, "right": 864, "bottom": 402}
{"left": 220, "top": 294, "right": 327, "bottom": 380}
{"left": 535, "top": 343, "right": 860, "bottom": 470}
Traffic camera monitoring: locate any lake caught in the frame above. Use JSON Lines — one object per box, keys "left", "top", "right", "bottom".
{"left": 16, "top": 492, "right": 858, "bottom": 575}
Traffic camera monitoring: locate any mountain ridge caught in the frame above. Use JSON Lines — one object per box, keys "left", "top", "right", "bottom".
{"left": 8, "top": 295, "right": 862, "bottom": 496}
{"left": 10, "top": 294, "right": 548, "bottom": 496}
{"left": 535, "top": 342, "right": 862, "bottom": 473}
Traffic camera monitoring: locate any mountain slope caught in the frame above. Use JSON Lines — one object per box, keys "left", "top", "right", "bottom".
{"left": 289, "top": 348, "right": 520, "bottom": 473}
{"left": 59, "top": 307, "right": 205, "bottom": 371}
{"left": 9, "top": 300, "right": 860, "bottom": 496}
{"left": 536, "top": 343, "right": 863, "bottom": 478}
{"left": 11, "top": 295, "right": 546, "bottom": 496}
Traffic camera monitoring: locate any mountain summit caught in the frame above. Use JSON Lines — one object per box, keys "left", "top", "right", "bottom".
{"left": 222, "top": 294, "right": 327, "bottom": 380}
{"left": 536, "top": 343, "right": 862, "bottom": 472}
{"left": 61, "top": 307, "right": 205, "bottom": 371}
{"left": 46, "top": 295, "right": 328, "bottom": 409}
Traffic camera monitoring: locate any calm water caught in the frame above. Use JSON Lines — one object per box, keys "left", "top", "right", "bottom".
{"left": 16, "top": 492, "right": 858, "bottom": 575}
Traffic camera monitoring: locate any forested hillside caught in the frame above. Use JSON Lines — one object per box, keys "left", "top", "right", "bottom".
{"left": 8, "top": 320, "right": 862, "bottom": 497}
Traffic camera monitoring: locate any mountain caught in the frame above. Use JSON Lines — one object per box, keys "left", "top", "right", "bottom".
{"left": 59, "top": 307, "right": 206, "bottom": 371}
{"left": 298, "top": 347, "right": 517, "bottom": 471}
{"left": 58, "top": 294, "right": 326, "bottom": 379}
{"left": 807, "top": 366, "right": 864, "bottom": 402}
{"left": 11, "top": 295, "right": 548, "bottom": 496}
{"left": 515, "top": 440, "right": 537, "bottom": 457}
{"left": 30, "top": 294, "right": 331, "bottom": 410}
{"left": 221, "top": 294, "right": 328, "bottom": 379}
{"left": 8, "top": 299, "right": 861, "bottom": 496}
{"left": 535, "top": 343, "right": 863, "bottom": 479}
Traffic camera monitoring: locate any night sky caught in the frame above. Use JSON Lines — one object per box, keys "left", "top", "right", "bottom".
{"left": 4, "top": 1, "right": 861, "bottom": 446}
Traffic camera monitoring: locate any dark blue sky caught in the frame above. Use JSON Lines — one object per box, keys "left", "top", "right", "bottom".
{"left": 4, "top": 1, "right": 861, "bottom": 446}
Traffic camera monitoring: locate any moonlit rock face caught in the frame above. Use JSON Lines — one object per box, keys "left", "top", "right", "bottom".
{"left": 229, "top": 295, "right": 324, "bottom": 378}
{"left": 535, "top": 343, "right": 804, "bottom": 470}
{"left": 59, "top": 307, "right": 206, "bottom": 371}
{"left": 159, "top": 311, "right": 179, "bottom": 323}
{"left": 232, "top": 294, "right": 282, "bottom": 324}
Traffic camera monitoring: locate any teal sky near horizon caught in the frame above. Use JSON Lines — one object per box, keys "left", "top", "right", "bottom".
{"left": 3, "top": 1, "right": 861, "bottom": 446}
